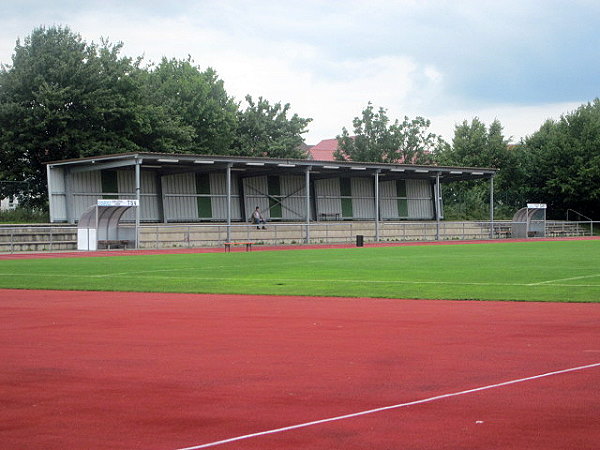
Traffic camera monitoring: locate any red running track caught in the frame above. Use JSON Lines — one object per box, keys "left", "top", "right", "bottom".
{"left": 1, "top": 289, "right": 600, "bottom": 449}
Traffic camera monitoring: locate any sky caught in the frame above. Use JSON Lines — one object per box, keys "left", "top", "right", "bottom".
{"left": 1, "top": 0, "right": 598, "bottom": 145}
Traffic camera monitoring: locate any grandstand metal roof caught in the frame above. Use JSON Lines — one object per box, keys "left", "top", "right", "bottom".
{"left": 47, "top": 152, "right": 496, "bottom": 182}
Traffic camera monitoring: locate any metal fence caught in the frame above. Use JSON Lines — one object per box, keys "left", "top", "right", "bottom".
{"left": 1, "top": 220, "right": 597, "bottom": 253}
{"left": 137, "top": 220, "right": 598, "bottom": 249}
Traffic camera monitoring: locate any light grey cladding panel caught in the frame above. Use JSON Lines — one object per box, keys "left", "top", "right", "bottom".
{"left": 314, "top": 178, "right": 342, "bottom": 216}
{"left": 244, "top": 176, "right": 270, "bottom": 219}
{"left": 71, "top": 171, "right": 102, "bottom": 221}
{"left": 49, "top": 167, "right": 66, "bottom": 192}
{"left": 210, "top": 172, "right": 241, "bottom": 220}
{"left": 50, "top": 195, "right": 68, "bottom": 222}
{"left": 351, "top": 177, "right": 374, "bottom": 219}
{"left": 48, "top": 167, "right": 67, "bottom": 222}
{"left": 162, "top": 173, "right": 198, "bottom": 221}
{"left": 72, "top": 170, "right": 102, "bottom": 194}
{"left": 407, "top": 179, "right": 434, "bottom": 219}
{"left": 209, "top": 172, "right": 239, "bottom": 195}
{"left": 162, "top": 172, "right": 196, "bottom": 194}
{"left": 118, "top": 170, "right": 160, "bottom": 221}
{"left": 379, "top": 180, "right": 399, "bottom": 219}
{"left": 280, "top": 175, "right": 306, "bottom": 220}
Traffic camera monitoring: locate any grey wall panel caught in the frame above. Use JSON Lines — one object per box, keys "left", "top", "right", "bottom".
{"left": 50, "top": 195, "right": 68, "bottom": 221}
{"left": 73, "top": 194, "right": 101, "bottom": 221}
{"left": 162, "top": 173, "right": 198, "bottom": 221}
{"left": 71, "top": 171, "right": 102, "bottom": 221}
{"left": 118, "top": 169, "right": 158, "bottom": 193}
{"left": 49, "top": 167, "right": 66, "bottom": 191}
{"left": 407, "top": 179, "right": 434, "bottom": 219}
{"left": 314, "top": 178, "right": 342, "bottom": 216}
{"left": 379, "top": 181, "right": 398, "bottom": 219}
{"left": 243, "top": 176, "right": 270, "bottom": 219}
{"left": 162, "top": 173, "right": 196, "bottom": 194}
{"left": 211, "top": 196, "right": 241, "bottom": 220}
{"left": 117, "top": 170, "right": 160, "bottom": 222}
{"left": 72, "top": 170, "right": 102, "bottom": 195}
{"left": 352, "top": 178, "right": 374, "bottom": 219}
{"left": 209, "top": 172, "right": 239, "bottom": 195}
{"left": 48, "top": 167, "right": 67, "bottom": 222}
{"left": 209, "top": 173, "right": 242, "bottom": 220}
{"left": 139, "top": 170, "right": 160, "bottom": 221}
{"left": 280, "top": 175, "right": 306, "bottom": 220}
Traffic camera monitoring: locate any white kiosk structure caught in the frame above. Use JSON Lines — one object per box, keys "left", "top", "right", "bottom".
{"left": 512, "top": 203, "right": 547, "bottom": 238}
{"left": 77, "top": 199, "right": 139, "bottom": 250}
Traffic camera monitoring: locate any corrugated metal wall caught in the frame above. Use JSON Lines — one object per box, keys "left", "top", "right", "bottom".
{"left": 71, "top": 170, "right": 102, "bottom": 222}
{"left": 314, "top": 178, "right": 342, "bottom": 217}
{"left": 351, "top": 178, "right": 375, "bottom": 219}
{"left": 243, "top": 176, "right": 270, "bottom": 220}
{"left": 379, "top": 181, "right": 398, "bottom": 219}
{"left": 162, "top": 173, "right": 197, "bottom": 222}
{"left": 243, "top": 176, "right": 307, "bottom": 221}
{"left": 407, "top": 179, "right": 434, "bottom": 219}
{"left": 314, "top": 177, "right": 434, "bottom": 220}
{"left": 280, "top": 176, "right": 306, "bottom": 220}
{"left": 118, "top": 171, "right": 161, "bottom": 222}
{"left": 69, "top": 170, "right": 162, "bottom": 222}
{"left": 48, "top": 167, "right": 67, "bottom": 222}
{"left": 208, "top": 172, "right": 242, "bottom": 221}
{"left": 162, "top": 172, "right": 243, "bottom": 222}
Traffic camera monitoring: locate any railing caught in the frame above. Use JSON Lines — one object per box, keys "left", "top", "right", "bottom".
{"left": 138, "top": 220, "right": 597, "bottom": 249}
{"left": 0, "top": 225, "right": 78, "bottom": 253}
{"left": 566, "top": 209, "right": 593, "bottom": 222}
{"left": 1, "top": 220, "right": 598, "bottom": 253}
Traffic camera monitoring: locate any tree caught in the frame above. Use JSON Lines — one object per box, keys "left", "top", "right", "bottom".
{"left": 232, "top": 95, "right": 311, "bottom": 158}
{"left": 434, "top": 118, "right": 520, "bottom": 219}
{"left": 522, "top": 100, "right": 600, "bottom": 219}
{"left": 144, "top": 58, "right": 238, "bottom": 154}
{"left": 334, "top": 103, "right": 440, "bottom": 163}
{"left": 0, "top": 27, "right": 151, "bottom": 205}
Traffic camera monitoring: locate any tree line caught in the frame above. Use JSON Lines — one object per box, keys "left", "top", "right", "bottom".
{"left": 1, "top": 26, "right": 599, "bottom": 220}
{"left": 335, "top": 101, "right": 600, "bottom": 220}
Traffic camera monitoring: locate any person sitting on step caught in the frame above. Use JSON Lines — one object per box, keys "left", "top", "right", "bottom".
{"left": 252, "top": 206, "right": 266, "bottom": 229}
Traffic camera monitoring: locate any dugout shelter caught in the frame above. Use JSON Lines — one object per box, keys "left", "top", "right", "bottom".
{"left": 512, "top": 203, "right": 547, "bottom": 238}
{"left": 77, "top": 199, "right": 139, "bottom": 250}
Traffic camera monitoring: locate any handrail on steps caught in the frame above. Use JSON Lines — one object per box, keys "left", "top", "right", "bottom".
{"left": 566, "top": 209, "right": 593, "bottom": 222}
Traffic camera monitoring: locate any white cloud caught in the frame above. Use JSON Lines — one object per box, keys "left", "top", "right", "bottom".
{"left": 0, "top": 1, "right": 596, "bottom": 146}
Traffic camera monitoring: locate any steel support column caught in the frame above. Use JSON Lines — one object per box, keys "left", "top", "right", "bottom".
{"left": 435, "top": 172, "right": 441, "bottom": 240}
{"left": 64, "top": 168, "right": 73, "bottom": 223}
{"left": 374, "top": 170, "right": 380, "bottom": 242}
{"left": 305, "top": 167, "right": 311, "bottom": 243}
{"left": 489, "top": 174, "right": 495, "bottom": 239}
{"left": 226, "top": 163, "right": 232, "bottom": 243}
{"left": 135, "top": 159, "right": 141, "bottom": 249}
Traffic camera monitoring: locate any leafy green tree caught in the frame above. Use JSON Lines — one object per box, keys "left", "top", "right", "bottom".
{"left": 0, "top": 27, "right": 147, "bottom": 205}
{"left": 435, "top": 118, "right": 520, "bottom": 219}
{"left": 0, "top": 27, "right": 201, "bottom": 206}
{"left": 232, "top": 95, "right": 311, "bottom": 158}
{"left": 522, "top": 100, "right": 600, "bottom": 218}
{"left": 144, "top": 58, "right": 237, "bottom": 154}
{"left": 334, "top": 103, "right": 440, "bottom": 163}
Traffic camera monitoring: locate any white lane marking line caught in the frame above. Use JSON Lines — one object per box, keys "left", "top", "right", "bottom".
{"left": 528, "top": 273, "right": 600, "bottom": 286}
{"left": 177, "top": 362, "right": 600, "bottom": 450}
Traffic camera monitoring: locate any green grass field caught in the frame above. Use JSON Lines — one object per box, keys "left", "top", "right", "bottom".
{"left": 1, "top": 240, "right": 599, "bottom": 302}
